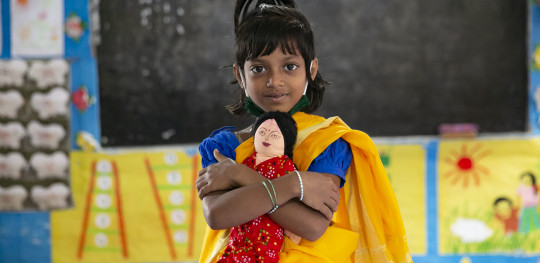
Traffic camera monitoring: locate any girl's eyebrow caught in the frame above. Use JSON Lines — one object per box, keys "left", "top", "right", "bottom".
{"left": 276, "top": 54, "right": 301, "bottom": 59}
{"left": 250, "top": 55, "right": 302, "bottom": 63}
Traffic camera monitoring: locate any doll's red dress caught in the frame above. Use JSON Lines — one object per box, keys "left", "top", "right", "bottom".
{"left": 217, "top": 153, "right": 296, "bottom": 263}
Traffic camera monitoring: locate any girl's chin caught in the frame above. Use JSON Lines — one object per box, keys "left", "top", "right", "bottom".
{"left": 263, "top": 107, "right": 293, "bottom": 113}
{"left": 261, "top": 103, "right": 295, "bottom": 113}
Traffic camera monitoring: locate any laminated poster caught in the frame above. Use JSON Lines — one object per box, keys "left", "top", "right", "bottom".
{"left": 52, "top": 150, "right": 205, "bottom": 263}
{"left": 439, "top": 139, "right": 540, "bottom": 255}
{"left": 10, "top": 0, "right": 64, "bottom": 57}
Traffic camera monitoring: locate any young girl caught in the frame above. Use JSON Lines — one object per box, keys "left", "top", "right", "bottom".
{"left": 196, "top": 0, "right": 411, "bottom": 262}
{"left": 516, "top": 172, "right": 540, "bottom": 233}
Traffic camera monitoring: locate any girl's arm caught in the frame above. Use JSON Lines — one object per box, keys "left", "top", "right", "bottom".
{"left": 197, "top": 150, "right": 340, "bottom": 241}
{"left": 267, "top": 172, "right": 341, "bottom": 241}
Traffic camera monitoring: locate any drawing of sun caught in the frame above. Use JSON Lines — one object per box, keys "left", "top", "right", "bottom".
{"left": 443, "top": 143, "right": 491, "bottom": 187}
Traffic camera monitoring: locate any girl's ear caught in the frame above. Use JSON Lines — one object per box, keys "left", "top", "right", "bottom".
{"left": 233, "top": 63, "right": 244, "bottom": 88}
{"left": 310, "top": 58, "right": 319, "bottom": 81}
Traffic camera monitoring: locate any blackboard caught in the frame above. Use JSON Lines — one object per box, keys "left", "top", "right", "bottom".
{"left": 97, "top": 0, "right": 527, "bottom": 146}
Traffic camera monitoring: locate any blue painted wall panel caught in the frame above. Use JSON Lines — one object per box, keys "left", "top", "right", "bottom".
{"left": 0, "top": 213, "right": 51, "bottom": 263}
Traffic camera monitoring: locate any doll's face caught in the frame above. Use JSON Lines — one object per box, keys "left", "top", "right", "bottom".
{"left": 254, "top": 119, "right": 285, "bottom": 157}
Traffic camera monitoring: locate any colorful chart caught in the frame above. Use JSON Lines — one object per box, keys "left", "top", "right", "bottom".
{"left": 439, "top": 138, "right": 540, "bottom": 255}
{"left": 51, "top": 150, "right": 205, "bottom": 263}
{"left": 377, "top": 144, "right": 426, "bottom": 255}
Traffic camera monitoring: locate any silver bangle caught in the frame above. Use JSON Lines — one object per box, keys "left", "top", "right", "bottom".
{"left": 268, "top": 205, "right": 279, "bottom": 214}
{"left": 295, "top": 170, "right": 303, "bottom": 201}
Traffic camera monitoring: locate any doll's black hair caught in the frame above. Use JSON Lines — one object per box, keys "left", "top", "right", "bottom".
{"left": 251, "top": 111, "right": 297, "bottom": 160}
{"left": 226, "top": 0, "right": 328, "bottom": 115}
{"left": 521, "top": 171, "right": 538, "bottom": 194}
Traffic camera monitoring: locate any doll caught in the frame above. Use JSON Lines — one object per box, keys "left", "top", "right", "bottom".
{"left": 218, "top": 111, "right": 297, "bottom": 263}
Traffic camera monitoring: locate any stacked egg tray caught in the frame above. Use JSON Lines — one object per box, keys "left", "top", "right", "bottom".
{"left": 0, "top": 59, "right": 72, "bottom": 211}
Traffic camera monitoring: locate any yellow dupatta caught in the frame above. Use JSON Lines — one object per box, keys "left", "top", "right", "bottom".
{"left": 199, "top": 112, "right": 412, "bottom": 263}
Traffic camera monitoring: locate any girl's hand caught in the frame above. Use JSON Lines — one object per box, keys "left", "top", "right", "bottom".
{"left": 299, "top": 171, "right": 340, "bottom": 220}
{"left": 196, "top": 149, "right": 258, "bottom": 199}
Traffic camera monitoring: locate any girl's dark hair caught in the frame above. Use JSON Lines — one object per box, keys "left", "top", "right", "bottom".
{"left": 226, "top": 0, "right": 327, "bottom": 115}
{"left": 252, "top": 111, "right": 297, "bottom": 159}
{"left": 493, "top": 196, "right": 512, "bottom": 207}
{"left": 521, "top": 171, "right": 538, "bottom": 194}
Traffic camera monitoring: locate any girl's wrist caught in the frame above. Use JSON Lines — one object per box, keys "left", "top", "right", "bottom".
{"left": 273, "top": 172, "right": 301, "bottom": 205}
{"left": 234, "top": 167, "right": 265, "bottom": 187}
{"left": 294, "top": 170, "right": 304, "bottom": 201}
{"left": 291, "top": 171, "right": 302, "bottom": 200}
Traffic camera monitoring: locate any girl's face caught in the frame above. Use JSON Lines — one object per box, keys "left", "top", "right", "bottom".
{"left": 521, "top": 175, "right": 533, "bottom": 186}
{"left": 254, "top": 119, "right": 284, "bottom": 157}
{"left": 234, "top": 46, "right": 318, "bottom": 113}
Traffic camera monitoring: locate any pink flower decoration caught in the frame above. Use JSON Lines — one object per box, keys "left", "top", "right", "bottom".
{"left": 72, "top": 86, "right": 95, "bottom": 113}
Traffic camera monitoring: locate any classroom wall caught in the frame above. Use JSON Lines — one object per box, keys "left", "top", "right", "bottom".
{"left": 1, "top": 1, "right": 540, "bottom": 263}
{"left": 97, "top": 0, "right": 529, "bottom": 146}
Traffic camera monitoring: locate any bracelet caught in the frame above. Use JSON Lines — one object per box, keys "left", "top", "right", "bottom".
{"left": 266, "top": 179, "right": 279, "bottom": 214}
{"left": 268, "top": 205, "right": 279, "bottom": 214}
{"left": 264, "top": 179, "right": 279, "bottom": 214}
{"left": 267, "top": 179, "right": 277, "bottom": 205}
{"left": 261, "top": 180, "right": 276, "bottom": 208}
{"left": 295, "top": 170, "right": 304, "bottom": 201}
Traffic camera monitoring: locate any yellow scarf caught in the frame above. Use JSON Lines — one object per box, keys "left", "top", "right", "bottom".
{"left": 199, "top": 112, "right": 412, "bottom": 263}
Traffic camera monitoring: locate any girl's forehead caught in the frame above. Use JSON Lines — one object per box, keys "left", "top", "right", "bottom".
{"left": 247, "top": 49, "right": 303, "bottom": 66}
{"left": 252, "top": 43, "right": 300, "bottom": 59}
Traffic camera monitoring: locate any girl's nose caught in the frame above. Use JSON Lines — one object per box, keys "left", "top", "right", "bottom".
{"left": 266, "top": 71, "right": 284, "bottom": 87}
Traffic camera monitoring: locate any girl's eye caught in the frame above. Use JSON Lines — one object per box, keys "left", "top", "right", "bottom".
{"left": 250, "top": 66, "right": 265, "bottom": 73}
{"left": 285, "top": 64, "right": 298, "bottom": 71}
{"left": 258, "top": 130, "right": 266, "bottom": 136}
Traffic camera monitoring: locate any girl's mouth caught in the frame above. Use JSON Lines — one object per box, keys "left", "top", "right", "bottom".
{"left": 266, "top": 93, "right": 286, "bottom": 102}
{"left": 263, "top": 142, "right": 271, "bottom": 147}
